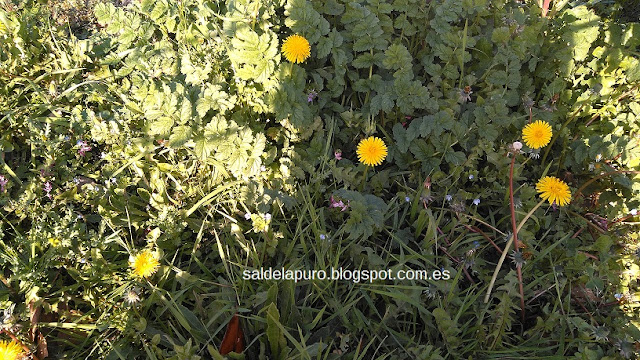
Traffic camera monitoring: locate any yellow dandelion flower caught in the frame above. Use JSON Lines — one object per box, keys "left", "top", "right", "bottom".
{"left": 0, "top": 340, "right": 24, "bottom": 360}
{"left": 48, "top": 237, "right": 61, "bottom": 247}
{"left": 536, "top": 176, "right": 571, "bottom": 206}
{"left": 522, "top": 120, "right": 552, "bottom": 149}
{"left": 282, "top": 34, "right": 310, "bottom": 64}
{"left": 357, "top": 137, "right": 388, "bottom": 166}
{"left": 130, "top": 249, "right": 160, "bottom": 279}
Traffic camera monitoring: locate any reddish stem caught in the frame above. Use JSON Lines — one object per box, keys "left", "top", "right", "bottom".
{"left": 509, "top": 155, "right": 526, "bottom": 322}
{"left": 542, "top": 0, "right": 551, "bottom": 17}
{"left": 0, "top": 329, "right": 40, "bottom": 360}
{"left": 464, "top": 225, "right": 503, "bottom": 254}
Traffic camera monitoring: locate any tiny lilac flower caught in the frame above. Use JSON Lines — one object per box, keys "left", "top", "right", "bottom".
{"left": 78, "top": 141, "right": 92, "bottom": 156}
{"left": 307, "top": 89, "right": 318, "bottom": 103}
{"left": 405, "top": 196, "right": 411, "bottom": 202}
{"left": 614, "top": 293, "right": 623, "bottom": 301}
{"left": 473, "top": 198, "right": 480, "bottom": 206}
{"left": 264, "top": 213, "right": 272, "bottom": 221}
{"left": 329, "top": 196, "right": 349, "bottom": 211}
{"left": 630, "top": 209, "right": 638, "bottom": 216}
{"left": 445, "top": 194, "right": 452, "bottom": 202}
{"left": 244, "top": 213, "right": 252, "bottom": 220}
{"left": 319, "top": 234, "right": 326, "bottom": 240}
{"left": 473, "top": 241, "right": 480, "bottom": 248}
{"left": 468, "top": 174, "right": 474, "bottom": 180}
{"left": 334, "top": 150, "right": 342, "bottom": 160}
{"left": 64, "top": 135, "right": 70, "bottom": 141}
{"left": 260, "top": 165, "right": 267, "bottom": 172}
{"left": 0, "top": 175, "right": 8, "bottom": 193}
{"left": 44, "top": 181, "right": 52, "bottom": 193}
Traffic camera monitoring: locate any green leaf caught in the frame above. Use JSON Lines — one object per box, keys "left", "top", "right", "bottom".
{"left": 383, "top": 43, "right": 412, "bottom": 70}
{"left": 148, "top": 116, "right": 174, "bottom": 137}
{"left": 393, "top": 123, "right": 415, "bottom": 153}
{"left": 194, "top": 136, "right": 215, "bottom": 159}
{"left": 266, "top": 303, "right": 287, "bottom": 359}
{"left": 229, "top": 26, "right": 279, "bottom": 83}
{"left": 562, "top": 6, "right": 600, "bottom": 62}
{"left": 168, "top": 126, "right": 191, "bottom": 147}
{"left": 370, "top": 91, "right": 395, "bottom": 115}
{"left": 196, "top": 84, "right": 234, "bottom": 118}
{"left": 181, "top": 55, "right": 212, "bottom": 85}
{"left": 316, "top": 29, "right": 343, "bottom": 58}
{"left": 444, "top": 151, "right": 466, "bottom": 166}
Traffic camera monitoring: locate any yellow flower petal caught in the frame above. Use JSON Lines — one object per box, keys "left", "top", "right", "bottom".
{"left": 357, "top": 137, "right": 388, "bottom": 166}
{"left": 536, "top": 176, "right": 571, "bottom": 206}
{"left": 130, "top": 249, "right": 160, "bottom": 279}
{"left": 522, "top": 120, "right": 552, "bottom": 149}
{"left": 282, "top": 34, "right": 310, "bottom": 64}
{"left": 0, "top": 340, "right": 24, "bottom": 360}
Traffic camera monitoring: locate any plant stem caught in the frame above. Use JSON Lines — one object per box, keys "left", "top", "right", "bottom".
{"left": 509, "top": 155, "right": 525, "bottom": 322}
{"left": 573, "top": 170, "right": 640, "bottom": 200}
{"left": 541, "top": 103, "right": 585, "bottom": 165}
{"left": 359, "top": 166, "right": 369, "bottom": 192}
{"left": 484, "top": 199, "right": 545, "bottom": 304}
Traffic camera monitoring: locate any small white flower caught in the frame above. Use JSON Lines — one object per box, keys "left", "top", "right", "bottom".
{"left": 244, "top": 213, "right": 252, "bottom": 220}
{"left": 260, "top": 165, "right": 267, "bottom": 172}
{"left": 473, "top": 198, "right": 480, "bottom": 206}
{"left": 631, "top": 209, "right": 638, "bottom": 216}
{"left": 264, "top": 213, "right": 272, "bottom": 221}
{"left": 512, "top": 141, "right": 523, "bottom": 151}
{"left": 468, "top": 175, "right": 474, "bottom": 180}
{"left": 124, "top": 287, "right": 141, "bottom": 305}
{"left": 445, "top": 194, "right": 453, "bottom": 202}
{"left": 405, "top": 196, "right": 410, "bottom": 202}
{"left": 320, "top": 234, "right": 326, "bottom": 240}
{"left": 595, "top": 154, "right": 602, "bottom": 162}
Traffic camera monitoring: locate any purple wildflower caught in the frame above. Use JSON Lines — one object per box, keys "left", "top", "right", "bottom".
{"left": 0, "top": 175, "right": 7, "bottom": 193}
{"left": 307, "top": 89, "right": 318, "bottom": 103}
{"left": 334, "top": 150, "right": 342, "bottom": 160}
{"left": 44, "top": 181, "right": 52, "bottom": 199}
{"left": 473, "top": 198, "right": 480, "bottom": 206}
{"left": 78, "top": 141, "right": 92, "bottom": 156}
{"left": 329, "top": 195, "right": 349, "bottom": 211}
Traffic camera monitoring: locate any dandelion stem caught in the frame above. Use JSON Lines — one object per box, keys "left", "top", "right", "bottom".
{"left": 484, "top": 199, "right": 544, "bottom": 304}
{"left": 360, "top": 166, "right": 369, "bottom": 192}
{"left": 541, "top": 103, "right": 585, "bottom": 165}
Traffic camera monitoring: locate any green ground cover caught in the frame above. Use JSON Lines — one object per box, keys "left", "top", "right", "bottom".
{"left": 1, "top": 0, "right": 639, "bottom": 358}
